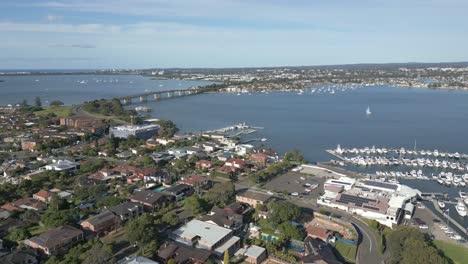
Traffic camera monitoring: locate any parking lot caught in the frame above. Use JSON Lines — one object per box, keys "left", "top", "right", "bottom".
{"left": 263, "top": 172, "right": 325, "bottom": 199}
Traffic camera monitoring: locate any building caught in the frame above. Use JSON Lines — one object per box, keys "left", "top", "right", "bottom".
{"left": 130, "top": 190, "right": 173, "bottom": 212}
{"left": 0, "top": 248, "right": 39, "bottom": 264}
{"left": 302, "top": 237, "right": 341, "bottom": 264}
{"left": 24, "top": 225, "right": 84, "bottom": 256}
{"left": 1, "top": 197, "right": 47, "bottom": 212}
{"left": 32, "top": 190, "right": 53, "bottom": 203}
{"left": 201, "top": 206, "right": 244, "bottom": 231}
{"left": 120, "top": 256, "right": 160, "bottom": 264}
{"left": 157, "top": 242, "right": 212, "bottom": 264}
{"left": 318, "top": 178, "right": 421, "bottom": 228}
{"left": 109, "top": 124, "right": 160, "bottom": 140}
{"left": 171, "top": 219, "right": 240, "bottom": 258}
{"left": 305, "top": 226, "right": 333, "bottom": 243}
{"left": 181, "top": 175, "right": 211, "bottom": 190}
{"left": 109, "top": 201, "right": 144, "bottom": 222}
{"left": 236, "top": 189, "right": 272, "bottom": 207}
{"left": 195, "top": 160, "right": 213, "bottom": 170}
{"left": 44, "top": 160, "right": 79, "bottom": 171}
{"left": 235, "top": 245, "right": 267, "bottom": 264}
{"left": 250, "top": 153, "right": 270, "bottom": 167}
{"left": 21, "top": 139, "right": 40, "bottom": 152}
{"left": 163, "top": 184, "right": 193, "bottom": 201}
{"left": 80, "top": 211, "right": 121, "bottom": 236}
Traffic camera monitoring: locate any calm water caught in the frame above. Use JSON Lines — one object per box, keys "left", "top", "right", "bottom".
{"left": 0, "top": 75, "right": 210, "bottom": 105}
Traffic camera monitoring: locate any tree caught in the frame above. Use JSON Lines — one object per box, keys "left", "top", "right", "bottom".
{"left": 156, "top": 120, "right": 179, "bottom": 138}
{"left": 97, "top": 196, "right": 125, "bottom": 208}
{"left": 41, "top": 208, "right": 79, "bottom": 228}
{"left": 126, "top": 214, "right": 156, "bottom": 252}
{"left": 82, "top": 241, "right": 115, "bottom": 264}
{"left": 204, "top": 182, "right": 235, "bottom": 207}
{"left": 268, "top": 200, "right": 300, "bottom": 225}
{"left": 161, "top": 212, "right": 179, "bottom": 227}
{"left": 50, "top": 100, "right": 64, "bottom": 107}
{"left": 284, "top": 149, "right": 305, "bottom": 163}
{"left": 21, "top": 99, "right": 29, "bottom": 108}
{"left": 183, "top": 195, "right": 206, "bottom": 216}
{"left": 6, "top": 227, "right": 31, "bottom": 241}
{"left": 223, "top": 250, "right": 230, "bottom": 264}
{"left": 167, "top": 259, "right": 176, "bottom": 264}
{"left": 278, "top": 222, "right": 304, "bottom": 240}
{"left": 35, "top": 96, "right": 42, "bottom": 108}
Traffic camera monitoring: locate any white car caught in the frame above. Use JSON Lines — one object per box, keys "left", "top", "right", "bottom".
{"left": 419, "top": 224, "right": 429, "bottom": 229}
{"left": 440, "top": 226, "right": 449, "bottom": 231}
{"left": 300, "top": 177, "right": 306, "bottom": 180}
{"left": 267, "top": 191, "right": 274, "bottom": 195}
{"left": 450, "top": 235, "right": 462, "bottom": 240}
{"left": 291, "top": 192, "right": 299, "bottom": 196}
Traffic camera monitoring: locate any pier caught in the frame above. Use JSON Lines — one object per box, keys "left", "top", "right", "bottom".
{"left": 117, "top": 87, "right": 204, "bottom": 105}
{"left": 430, "top": 199, "right": 467, "bottom": 238}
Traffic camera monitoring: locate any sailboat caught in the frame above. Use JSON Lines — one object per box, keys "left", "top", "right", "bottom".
{"left": 366, "top": 106, "right": 372, "bottom": 116}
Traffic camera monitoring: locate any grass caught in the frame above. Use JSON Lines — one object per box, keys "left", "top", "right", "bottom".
{"left": 35, "top": 106, "right": 73, "bottom": 117}
{"left": 434, "top": 240, "right": 468, "bottom": 264}
{"left": 334, "top": 241, "right": 357, "bottom": 263}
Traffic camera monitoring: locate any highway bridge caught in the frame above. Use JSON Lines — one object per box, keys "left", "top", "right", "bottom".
{"left": 116, "top": 86, "right": 204, "bottom": 105}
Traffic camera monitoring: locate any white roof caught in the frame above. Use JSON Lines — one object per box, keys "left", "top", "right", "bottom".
{"left": 236, "top": 245, "right": 266, "bottom": 258}
{"left": 172, "top": 219, "right": 232, "bottom": 248}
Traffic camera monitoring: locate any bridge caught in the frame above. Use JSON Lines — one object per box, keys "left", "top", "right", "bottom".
{"left": 116, "top": 86, "right": 204, "bottom": 105}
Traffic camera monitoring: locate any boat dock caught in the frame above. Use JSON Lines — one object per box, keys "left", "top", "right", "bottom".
{"left": 430, "top": 199, "right": 467, "bottom": 237}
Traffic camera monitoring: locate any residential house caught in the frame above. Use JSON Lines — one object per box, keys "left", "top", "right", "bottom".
{"left": 236, "top": 190, "right": 272, "bottom": 207}
{"left": 109, "top": 201, "right": 144, "bottom": 222}
{"left": 301, "top": 237, "right": 341, "bottom": 264}
{"left": 250, "top": 153, "right": 270, "bottom": 167}
{"left": 44, "top": 160, "right": 79, "bottom": 171}
{"left": 200, "top": 206, "right": 243, "bottom": 231}
{"left": 235, "top": 245, "right": 267, "bottom": 264}
{"left": 0, "top": 248, "right": 39, "bottom": 264}
{"left": 195, "top": 160, "right": 213, "bottom": 171}
{"left": 121, "top": 256, "right": 160, "bottom": 264}
{"left": 171, "top": 219, "right": 240, "bottom": 258}
{"left": 305, "top": 225, "right": 334, "bottom": 243}
{"left": 181, "top": 175, "right": 211, "bottom": 190}
{"left": 163, "top": 184, "right": 193, "bottom": 201}
{"left": 33, "top": 190, "right": 53, "bottom": 203}
{"left": 80, "top": 211, "right": 121, "bottom": 236}
{"left": 225, "top": 159, "right": 247, "bottom": 171}
{"left": 24, "top": 225, "right": 84, "bottom": 256}
{"left": 156, "top": 242, "right": 212, "bottom": 264}
{"left": 130, "top": 190, "right": 173, "bottom": 212}
{"left": 1, "top": 198, "right": 47, "bottom": 212}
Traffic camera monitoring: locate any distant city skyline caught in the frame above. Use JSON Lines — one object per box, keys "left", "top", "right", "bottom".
{"left": 1, "top": 0, "right": 468, "bottom": 69}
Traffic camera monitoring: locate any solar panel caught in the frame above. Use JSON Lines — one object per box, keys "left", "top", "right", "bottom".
{"left": 336, "top": 194, "right": 376, "bottom": 207}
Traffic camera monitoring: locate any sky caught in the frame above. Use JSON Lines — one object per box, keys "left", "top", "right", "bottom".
{"left": 1, "top": 0, "right": 468, "bottom": 69}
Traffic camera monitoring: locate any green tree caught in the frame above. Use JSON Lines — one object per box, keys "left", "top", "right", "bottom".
{"left": 35, "top": 96, "right": 42, "bottom": 108}
{"left": 183, "top": 195, "right": 206, "bottom": 216}
{"left": 6, "top": 227, "right": 31, "bottom": 241}
{"left": 49, "top": 100, "right": 64, "bottom": 107}
{"left": 96, "top": 196, "right": 125, "bottom": 208}
{"left": 204, "top": 182, "right": 235, "bottom": 207}
{"left": 223, "top": 250, "right": 230, "bottom": 264}
{"left": 156, "top": 120, "right": 179, "bottom": 138}
{"left": 126, "top": 214, "right": 156, "bottom": 252}
{"left": 82, "top": 241, "right": 115, "bottom": 264}
{"left": 161, "top": 212, "right": 179, "bottom": 227}
{"left": 41, "top": 208, "right": 79, "bottom": 228}
{"left": 167, "top": 259, "right": 176, "bottom": 264}
{"left": 268, "top": 200, "right": 300, "bottom": 225}
{"left": 278, "top": 222, "right": 304, "bottom": 240}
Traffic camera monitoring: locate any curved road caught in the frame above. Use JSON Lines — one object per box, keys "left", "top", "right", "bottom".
{"left": 292, "top": 199, "right": 383, "bottom": 264}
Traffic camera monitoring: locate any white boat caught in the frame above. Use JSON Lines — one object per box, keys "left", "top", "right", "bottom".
{"left": 366, "top": 106, "right": 372, "bottom": 116}
{"left": 438, "top": 200, "right": 446, "bottom": 209}
{"left": 135, "top": 106, "right": 152, "bottom": 112}
{"left": 459, "top": 191, "right": 467, "bottom": 199}
{"left": 455, "top": 201, "right": 467, "bottom": 217}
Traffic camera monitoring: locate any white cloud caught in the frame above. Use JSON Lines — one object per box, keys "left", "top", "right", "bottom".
{"left": 46, "top": 14, "right": 63, "bottom": 22}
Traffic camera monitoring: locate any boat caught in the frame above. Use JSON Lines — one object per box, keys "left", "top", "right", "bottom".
{"left": 366, "top": 106, "right": 372, "bottom": 116}
{"left": 455, "top": 201, "right": 467, "bottom": 217}
{"left": 135, "top": 106, "right": 152, "bottom": 112}
{"left": 459, "top": 191, "right": 467, "bottom": 199}
{"left": 437, "top": 200, "right": 445, "bottom": 209}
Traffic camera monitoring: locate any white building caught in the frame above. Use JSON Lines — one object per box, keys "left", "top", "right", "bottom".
{"left": 44, "top": 160, "right": 79, "bottom": 171}
{"left": 110, "top": 124, "right": 159, "bottom": 140}
{"left": 318, "top": 179, "right": 421, "bottom": 228}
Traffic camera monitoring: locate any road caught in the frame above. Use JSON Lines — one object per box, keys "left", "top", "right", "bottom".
{"left": 233, "top": 179, "right": 383, "bottom": 264}
{"left": 293, "top": 199, "right": 383, "bottom": 264}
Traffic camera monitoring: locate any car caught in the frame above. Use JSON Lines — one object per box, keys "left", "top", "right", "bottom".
{"left": 433, "top": 219, "right": 441, "bottom": 223}
{"left": 450, "top": 235, "right": 462, "bottom": 240}
{"left": 304, "top": 183, "right": 312, "bottom": 187}
{"left": 267, "top": 191, "right": 274, "bottom": 195}
{"left": 419, "top": 224, "right": 429, "bottom": 229}
{"left": 300, "top": 177, "right": 306, "bottom": 180}
{"left": 440, "top": 225, "right": 449, "bottom": 231}
{"left": 291, "top": 192, "right": 299, "bottom": 196}
{"left": 445, "top": 230, "right": 454, "bottom": 235}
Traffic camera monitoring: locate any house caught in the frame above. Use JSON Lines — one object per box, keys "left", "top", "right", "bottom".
{"left": 250, "top": 153, "right": 270, "bottom": 167}
{"left": 305, "top": 225, "right": 334, "bottom": 243}
{"left": 236, "top": 190, "right": 272, "bottom": 207}
{"left": 80, "top": 211, "right": 121, "bottom": 236}
{"left": 235, "top": 245, "right": 267, "bottom": 264}
{"left": 156, "top": 242, "right": 212, "bottom": 264}
{"left": 44, "top": 160, "right": 79, "bottom": 171}
{"left": 302, "top": 237, "right": 341, "bottom": 264}
{"left": 109, "top": 201, "right": 144, "bottom": 222}
{"left": 33, "top": 190, "right": 53, "bottom": 203}
{"left": 171, "top": 219, "right": 240, "bottom": 258}
{"left": 24, "top": 225, "right": 84, "bottom": 256}
{"left": 1, "top": 198, "right": 47, "bottom": 212}
{"left": 121, "top": 256, "right": 160, "bottom": 264}
{"left": 181, "top": 175, "right": 211, "bottom": 190}
{"left": 150, "top": 152, "right": 174, "bottom": 163}
{"left": 235, "top": 144, "right": 254, "bottom": 156}
{"left": 200, "top": 206, "right": 243, "bottom": 231}
{"left": 163, "top": 184, "right": 193, "bottom": 201}
{"left": 0, "top": 248, "right": 39, "bottom": 264}
{"left": 130, "top": 190, "right": 173, "bottom": 212}
{"left": 225, "top": 159, "right": 247, "bottom": 171}
{"left": 195, "top": 160, "right": 213, "bottom": 170}
{"left": 217, "top": 152, "right": 235, "bottom": 162}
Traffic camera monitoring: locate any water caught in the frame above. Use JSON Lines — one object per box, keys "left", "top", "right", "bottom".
{"left": 0, "top": 74, "right": 210, "bottom": 105}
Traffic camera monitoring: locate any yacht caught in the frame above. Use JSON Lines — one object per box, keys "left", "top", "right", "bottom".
{"left": 366, "top": 106, "right": 372, "bottom": 116}
{"left": 438, "top": 200, "right": 446, "bottom": 209}
{"left": 459, "top": 191, "right": 467, "bottom": 200}
{"left": 455, "top": 201, "right": 467, "bottom": 217}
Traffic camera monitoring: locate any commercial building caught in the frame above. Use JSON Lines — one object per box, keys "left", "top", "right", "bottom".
{"left": 109, "top": 124, "right": 159, "bottom": 140}
{"left": 318, "top": 177, "right": 421, "bottom": 228}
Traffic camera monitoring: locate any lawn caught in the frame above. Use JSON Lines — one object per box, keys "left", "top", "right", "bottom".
{"left": 35, "top": 106, "right": 73, "bottom": 117}
{"left": 334, "top": 241, "right": 357, "bottom": 263}
{"left": 434, "top": 240, "right": 468, "bottom": 264}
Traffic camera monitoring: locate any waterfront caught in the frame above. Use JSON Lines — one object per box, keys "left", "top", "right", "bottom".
{"left": 0, "top": 74, "right": 210, "bottom": 105}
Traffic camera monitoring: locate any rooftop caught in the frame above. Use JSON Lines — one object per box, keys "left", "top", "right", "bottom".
{"left": 172, "top": 219, "right": 232, "bottom": 248}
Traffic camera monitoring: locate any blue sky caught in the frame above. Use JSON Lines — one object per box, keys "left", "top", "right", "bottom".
{"left": 1, "top": 0, "right": 467, "bottom": 69}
